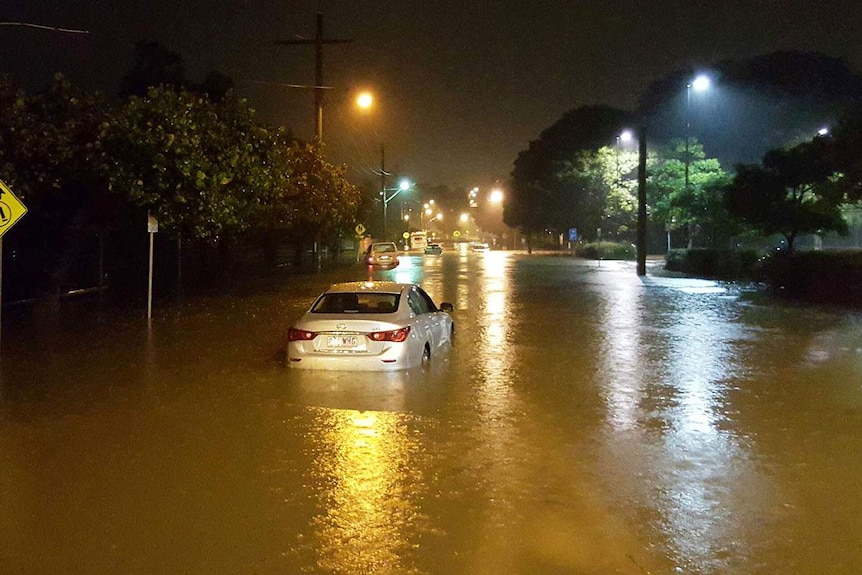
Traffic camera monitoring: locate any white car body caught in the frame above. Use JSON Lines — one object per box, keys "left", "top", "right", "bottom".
{"left": 287, "top": 281, "right": 455, "bottom": 371}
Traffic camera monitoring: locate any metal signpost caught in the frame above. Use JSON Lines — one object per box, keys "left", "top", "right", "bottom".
{"left": 0, "top": 180, "right": 29, "bottom": 349}
{"left": 147, "top": 213, "right": 158, "bottom": 320}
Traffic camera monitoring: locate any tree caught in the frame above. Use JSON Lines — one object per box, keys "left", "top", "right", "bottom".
{"left": 555, "top": 146, "right": 638, "bottom": 241}
{"left": 725, "top": 138, "right": 847, "bottom": 253}
{"left": 0, "top": 74, "right": 116, "bottom": 297}
{"left": 648, "top": 139, "right": 732, "bottom": 248}
{"left": 103, "top": 86, "right": 271, "bottom": 243}
{"left": 507, "top": 105, "right": 634, "bottom": 248}
{"left": 831, "top": 105, "right": 862, "bottom": 201}
{"left": 285, "top": 142, "right": 363, "bottom": 251}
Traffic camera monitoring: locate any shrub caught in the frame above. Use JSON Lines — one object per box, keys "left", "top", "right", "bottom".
{"left": 576, "top": 241, "right": 636, "bottom": 260}
{"left": 763, "top": 250, "right": 862, "bottom": 305}
{"left": 664, "top": 248, "right": 764, "bottom": 280}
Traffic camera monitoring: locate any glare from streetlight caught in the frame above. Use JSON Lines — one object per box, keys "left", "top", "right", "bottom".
{"left": 691, "top": 74, "right": 711, "bottom": 92}
{"left": 460, "top": 213, "right": 469, "bottom": 223}
{"left": 489, "top": 189, "right": 504, "bottom": 204}
{"left": 436, "top": 213, "right": 443, "bottom": 221}
{"left": 818, "top": 127, "right": 830, "bottom": 136}
{"left": 399, "top": 179, "right": 411, "bottom": 190}
{"left": 356, "top": 91, "right": 373, "bottom": 109}
{"left": 618, "top": 130, "right": 633, "bottom": 143}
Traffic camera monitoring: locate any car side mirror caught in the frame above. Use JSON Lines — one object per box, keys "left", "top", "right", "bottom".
{"left": 440, "top": 302, "right": 454, "bottom": 312}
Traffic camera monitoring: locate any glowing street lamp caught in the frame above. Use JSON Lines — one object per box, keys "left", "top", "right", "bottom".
{"left": 685, "top": 74, "right": 711, "bottom": 191}
{"left": 382, "top": 178, "right": 413, "bottom": 239}
{"left": 489, "top": 189, "right": 504, "bottom": 204}
{"left": 691, "top": 74, "right": 711, "bottom": 93}
{"left": 356, "top": 91, "right": 373, "bottom": 110}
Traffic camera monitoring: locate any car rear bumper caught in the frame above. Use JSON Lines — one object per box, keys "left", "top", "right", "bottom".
{"left": 287, "top": 341, "right": 416, "bottom": 371}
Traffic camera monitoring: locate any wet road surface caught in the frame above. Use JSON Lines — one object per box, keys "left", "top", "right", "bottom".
{"left": 2, "top": 251, "right": 862, "bottom": 574}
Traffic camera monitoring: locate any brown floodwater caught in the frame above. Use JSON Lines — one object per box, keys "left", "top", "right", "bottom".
{"left": 2, "top": 251, "right": 861, "bottom": 574}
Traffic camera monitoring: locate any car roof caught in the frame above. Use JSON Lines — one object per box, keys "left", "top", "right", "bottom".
{"left": 325, "top": 281, "right": 411, "bottom": 294}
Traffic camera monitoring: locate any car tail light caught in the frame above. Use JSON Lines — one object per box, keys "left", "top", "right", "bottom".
{"left": 368, "top": 326, "right": 411, "bottom": 342}
{"left": 288, "top": 327, "right": 317, "bottom": 341}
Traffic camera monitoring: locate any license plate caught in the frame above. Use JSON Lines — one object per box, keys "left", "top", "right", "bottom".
{"left": 328, "top": 335, "right": 359, "bottom": 348}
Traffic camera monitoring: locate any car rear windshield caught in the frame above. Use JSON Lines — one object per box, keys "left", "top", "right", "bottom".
{"left": 311, "top": 292, "right": 400, "bottom": 314}
{"left": 372, "top": 243, "right": 396, "bottom": 253}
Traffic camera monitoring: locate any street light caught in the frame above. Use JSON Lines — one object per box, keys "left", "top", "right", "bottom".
{"left": 354, "top": 90, "right": 397, "bottom": 240}
{"left": 356, "top": 91, "right": 373, "bottom": 109}
{"left": 685, "top": 74, "right": 711, "bottom": 192}
{"left": 382, "top": 178, "right": 413, "bottom": 239}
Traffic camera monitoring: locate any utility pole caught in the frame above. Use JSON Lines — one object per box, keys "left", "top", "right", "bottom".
{"left": 381, "top": 143, "right": 387, "bottom": 239}
{"left": 275, "top": 13, "right": 352, "bottom": 142}
{"left": 637, "top": 126, "right": 647, "bottom": 276}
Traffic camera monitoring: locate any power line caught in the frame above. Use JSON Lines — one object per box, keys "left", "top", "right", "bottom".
{"left": 0, "top": 22, "right": 89, "bottom": 34}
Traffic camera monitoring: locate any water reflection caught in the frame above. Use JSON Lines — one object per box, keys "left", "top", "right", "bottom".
{"left": 473, "top": 252, "right": 516, "bottom": 424}
{"left": 305, "top": 406, "right": 426, "bottom": 574}
{"left": 599, "top": 276, "right": 771, "bottom": 572}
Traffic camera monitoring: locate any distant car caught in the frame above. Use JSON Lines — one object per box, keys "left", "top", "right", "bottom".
{"left": 424, "top": 243, "right": 443, "bottom": 255}
{"left": 470, "top": 242, "right": 489, "bottom": 252}
{"left": 364, "top": 242, "right": 400, "bottom": 267}
{"left": 286, "top": 281, "right": 455, "bottom": 371}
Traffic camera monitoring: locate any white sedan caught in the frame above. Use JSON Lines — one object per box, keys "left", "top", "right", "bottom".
{"left": 286, "top": 281, "right": 455, "bottom": 371}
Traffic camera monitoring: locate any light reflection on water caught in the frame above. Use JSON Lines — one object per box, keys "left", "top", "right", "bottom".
{"left": 4, "top": 255, "right": 862, "bottom": 574}
{"left": 599, "top": 274, "right": 758, "bottom": 570}
{"left": 306, "top": 406, "right": 426, "bottom": 575}
{"left": 595, "top": 271, "right": 862, "bottom": 573}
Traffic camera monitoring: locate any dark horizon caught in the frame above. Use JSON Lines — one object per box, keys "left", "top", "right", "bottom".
{"left": 3, "top": 1, "right": 862, "bottom": 189}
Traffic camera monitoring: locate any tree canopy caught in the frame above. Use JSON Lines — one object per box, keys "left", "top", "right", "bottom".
{"left": 725, "top": 137, "right": 847, "bottom": 252}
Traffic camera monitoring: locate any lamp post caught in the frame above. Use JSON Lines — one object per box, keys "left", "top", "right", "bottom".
{"left": 383, "top": 179, "right": 412, "bottom": 239}
{"left": 355, "top": 91, "right": 394, "bottom": 239}
{"left": 685, "top": 74, "right": 711, "bottom": 192}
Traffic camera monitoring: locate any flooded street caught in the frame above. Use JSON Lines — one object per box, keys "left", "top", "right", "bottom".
{"left": 3, "top": 251, "right": 862, "bottom": 574}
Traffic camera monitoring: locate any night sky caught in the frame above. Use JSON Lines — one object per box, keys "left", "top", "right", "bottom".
{"left": 3, "top": 1, "right": 862, "bottom": 189}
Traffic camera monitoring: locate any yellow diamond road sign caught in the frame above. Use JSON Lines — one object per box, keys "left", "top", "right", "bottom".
{"left": 0, "top": 180, "right": 27, "bottom": 238}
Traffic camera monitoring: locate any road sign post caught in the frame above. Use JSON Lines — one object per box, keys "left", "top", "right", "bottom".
{"left": 147, "top": 213, "right": 158, "bottom": 320}
{"left": 0, "top": 180, "right": 29, "bottom": 350}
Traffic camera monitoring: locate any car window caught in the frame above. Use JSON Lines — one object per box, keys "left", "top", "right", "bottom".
{"left": 312, "top": 292, "right": 400, "bottom": 314}
{"left": 407, "top": 287, "right": 434, "bottom": 315}
{"left": 372, "top": 243, "right": 396, "bottom": 253}
{"left": 415, "top": 287, "right": 439, "bottom": 312}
